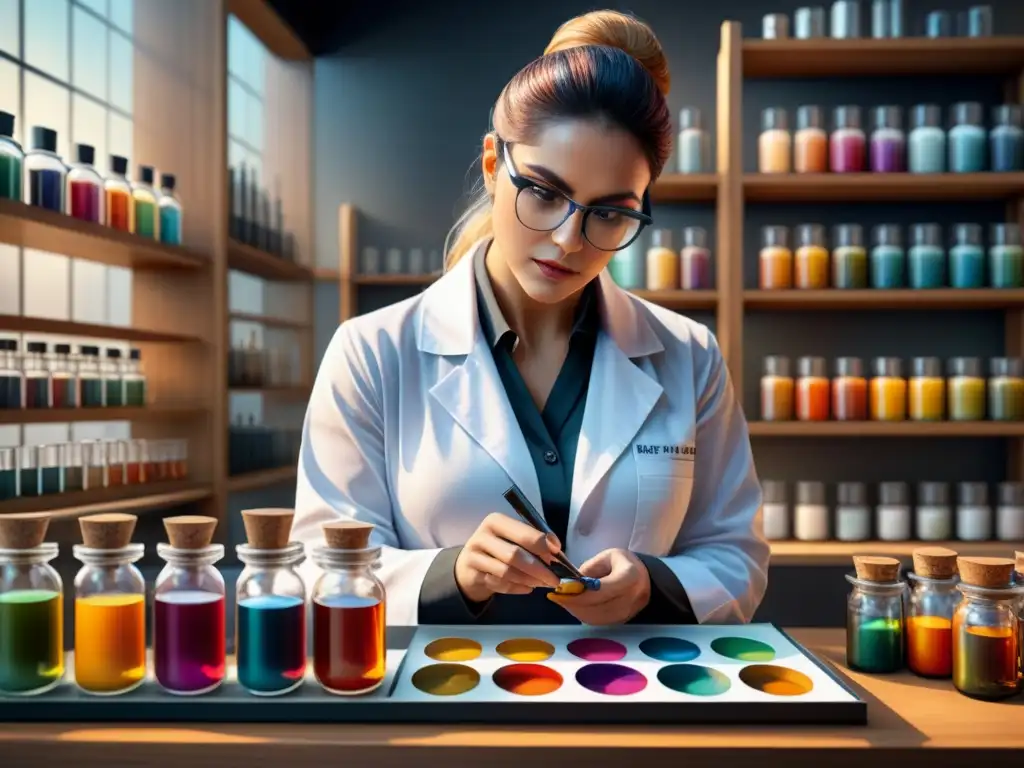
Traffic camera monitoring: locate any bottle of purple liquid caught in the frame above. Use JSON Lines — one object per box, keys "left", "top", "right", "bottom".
{"left": 831, "top": 106, "right": 866, "bottom": 173}
{"left": 680, "top": 226, "right": 712, "bottom": 290}
{"left": 870, "top": 106, "right": 906, "bottom": 173}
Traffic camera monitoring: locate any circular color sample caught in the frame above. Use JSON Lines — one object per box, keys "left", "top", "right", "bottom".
{"left": 411, "top": 663, "right": 481, "bottom": 696}
{"left": 567, "top": 637, "right": 628, "bottom": 662}
{"left": 639, "top": 636, "right": 701, "bottom": 662}
{"left": 710, "top": 636, "right": 776, "bottom": 662}
{"left": 496, "top": 638, "right": 555, "bottom": 662}
{"left": 575, "top": 663, "right": 648, "bottom": 696}
{"left": 657, "top": 664, "right": 731, "bottom": 697}
{"left": 492, "top": 663, "right": 563, "bottom": 696}
{"left": 424, "top": 637, "right": 482, "bottom": 662}
{"left": 739, "top": 664, "right": 813, "bottom": 697}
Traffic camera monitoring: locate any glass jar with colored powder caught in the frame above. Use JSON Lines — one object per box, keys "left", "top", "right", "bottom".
{"left": 870, "top": 224, "right": 905, "bottom": 289}
{"left": 956, "top": 482, "right": 992, "bottom": 542}
{"left": 832, "top": 356, "right": 867, "bottom": 420}
{"left": 132, "top": 165, "right": 160, "bottom": 240}
{"left": 795, "top": 356, "right": 829, "bottom": 421}
{"left": 947, "top": 356, "right": 985, "bottom": 421}
{"left": 908, "top": 223, "right": 945, "bottom": 289}
{"left": 996, "top": 482, "right": 1024, "bottom": 542}
{"left": 794, "top": 105, "right": 827, "bottom": 173}
{"left": 67, "top": 144, "right": 103, "bottom": 224}
{"left": 908, "top": 104, "right": 945, "bottom": 173}
{"left": 846, "top": 555, "right": 905, "bottom": 674}
{"left": 761, "top": 480, "right": 790, "bottom": 541}
{"left": 835, "top": 482, "right": 870, "bottom": 542}
{"left": 104, "top": 155, "right": 133, "bottom": 233}
{"left": 761, "top": 356, "right": 794, "bottom": 421}
{"left": 794, "top": 481, "right": 829, "bottom": 541}
{"left": 758, "top": 107, "right": 791, "bottom": 173}
{"left": 988, "top": 357, "right": 1024, "bottom": 421}
{"left": 908, "top": 356, "right": 945, "bottom": 421}
{"left": 608, "top": 237, "right": 644, "bottom": 290}
{"left": 870, "top": 357, "right": 907, "bottom": 421}
{"left": 794, "top": 223, "right": 828, "bottom": 289}
{"left": 645, "top": 228, "right": 678, "bottom": 291}
{"left": 832, "top": 223, "right": 867, "bottom": 289}
{"left": 24, "top": 126, "right": 65, "bottom": 213}
{"left": 0, "top": 110, "right": 23, "bottom": 202}
{"left": 990, "top": 104, "right": 1024, "bottom": 173}
{"left": 676, "top": 107, "right": 710, "bottom": 174}
{"left": 949, "top": 102, "right": 986, "bottom": 173}
{"left": 680, "top": 226, "right": 712, "bottom": 290}
{"left": 877, "top": 481, "right": 912, "bottom": 541}
{"left": 916, "top": 482, "right": 952, "bottom": 541}
{"left": 906, "top": 547, "right": 959, "bottom": 679}
{"left": 952, "top": 556, "right": 1022, "bottom": 701}
{"left": 989, "top": 222, "right": 1023, "bottom": 289}
{"left": 759, "top": 225, "right": 792, "bottom": 289}
{"left": 870, "top": 105, "right": 906, "bottom": 173}
{"left": 949, "top": 223, "right": 984, "bottom": 289}
{"left": 830, "top": 106, "right": 866, "bottom": 173}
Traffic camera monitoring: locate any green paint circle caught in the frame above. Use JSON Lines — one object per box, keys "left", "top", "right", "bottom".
{"left": 710, "top": 636, "right": 776, "bottom": 662}
{"left": 411, "top": 663, "right": 481, "bottom": 696}
{"left": 657, "top": 664, "right": 731, "bottom": 696}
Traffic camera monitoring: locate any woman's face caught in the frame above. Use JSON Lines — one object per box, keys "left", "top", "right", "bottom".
{"left": 483, "top": 119, "right": 650, "bottom": 304}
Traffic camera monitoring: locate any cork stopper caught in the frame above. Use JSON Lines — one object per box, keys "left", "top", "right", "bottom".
{"left": 0, "top": 512, "right": 51, "bottom": 549}
{"left": 163, "top": 515, "right": 218, "bottom": 549}
{"left": 853, "top": 555, "right": 901, "bottom": 582}
{"left": 79, "top": 513, "right": 137, "bottom": 549}
{"left": 323, "top": 520, "right": 374, "bottom": 550}
{"left": 242, "top": 508, "right": 294, "bottom": 549}
{"left": 913, "top": 546, "right": 959, "bottom": 579}
{"left": 957, "top": 556, "right": 1015, "bottom": 589}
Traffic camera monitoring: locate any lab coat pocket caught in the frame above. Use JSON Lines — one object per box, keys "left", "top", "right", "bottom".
{"left": 630, "top": 456, "right": 694, "bottom": 555}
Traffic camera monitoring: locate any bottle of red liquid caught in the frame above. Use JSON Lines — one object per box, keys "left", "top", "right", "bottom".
{"left": 67, "top": 143, "right": 103, "bottom": 223}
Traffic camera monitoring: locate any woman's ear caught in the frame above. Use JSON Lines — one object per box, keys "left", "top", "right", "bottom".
{"left": 481, "top": 133, "right": 499, "bottom": 195}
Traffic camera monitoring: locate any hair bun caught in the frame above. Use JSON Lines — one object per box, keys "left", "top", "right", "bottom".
{"left": 544, "top": 10, "right": 670, "bottom": 97}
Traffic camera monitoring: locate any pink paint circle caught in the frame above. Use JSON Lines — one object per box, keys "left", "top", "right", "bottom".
{"left": 575, "top": 663, "right": 647, "bottom": 696}
{"left": 567, "top": 637, "right": 627, "bottom": 661}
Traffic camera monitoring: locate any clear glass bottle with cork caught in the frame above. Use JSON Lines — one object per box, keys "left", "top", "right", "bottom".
{"left": 952, "top": 556, "right": 1023, "bottom": 700}
{"left": 72, "top": 513, "right": 147, "bottom": 695}
{"left": 0, "top": 512, "right": 64, "bottom": 696}
{"left": 311, "top": 520, "right": 387, "bottom": 695}
{"left": 846, "top": 556, "right": 905, "bottom": 674}
{"left": 236, "top": 508, "right": 307, "bottom": 696}
{"left": 906, "top": 547, "right": 959, "bottom": 679}
{"left": 153, "top": 516, "right": 225, "bottom": 695}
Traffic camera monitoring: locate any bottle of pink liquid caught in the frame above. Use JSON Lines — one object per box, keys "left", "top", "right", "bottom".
{"left": 67, "top": 143, "right": 103, "bottom": 223}
{"left": 830, "top": 106, "right": 866, "bottom": 173}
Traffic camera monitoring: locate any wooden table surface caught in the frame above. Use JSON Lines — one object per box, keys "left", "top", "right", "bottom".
{"left": 2, "top": 628, "right": 1022, "bottom": 768}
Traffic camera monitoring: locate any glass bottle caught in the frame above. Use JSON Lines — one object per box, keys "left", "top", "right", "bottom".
{"left": 645, "top": 229, "right": 678, "bottom": 291}
{"left": 158, "top": 173, "right": 183, "bottom": 245}
{"left": 676, "top": 107, "right": 710, "bottom": 174}
{"left": 73, "top": 513, "right": 146, "bottom": 695}
{"left": 909, "top": 104, "right": 945, "bottom": 173}
{"left": 949, "top": 223, "right": 984, "bottom": 289}
{"left": 38, "top": 444, "right": 62, "bottom": 495}
{"left": 236, "top": 509, "right": 307, "bottom": 696}
{"left": 760, "top": 355, "right": 794, "bottom": 421}
{"left": 835, "top": 481, "right": 870, "bottom": 542}
{"left": 608, "top": 236, "right": 644, "bottom": 290}
{"left": 759, "top": 226, "right": 792, "bottom": 289}
{"left": 0, "top": 513, "right": 65, "bottom": 696}
{"left": 949, "top": 102, "right": 986, "bottom": 173}
{"left": 948, "top": 356, "right": 985, "bottom": 421}
{"left": 906, "top": 547, "right": 959, "bottom": 679}
{"left": 794, "top": 105, "right": 827, "bottom": 173}
{"left": 877, "top": 481, "right": 912, "bottom": 541}
{"left": 761, "top": 480, "right": 790, "bottom": 540}
{"left": 956, "top": 482, "right": 992, "bottom": 542}
{"left": 870, "top": 106, "right": 906, "bottom": 173}
{"left": 0, "top": 339, "right": 22, "bottom": 409}
{"left": 846, "top": 556, "right": 905, "bottom": 673}
{"left": 795, "top": 355, "right": 829, "bottom": 421}
{"left": 758, "top": 107, "right": 791, "bottom": 173}
{"left": 78, "top": 345, "right": 103, "bottom": 407}
{"left": 908, "top": 356, "right": 945, "bottom": 421}
{"left": 132, "top": 165, "right": 160, "bottom": 239}
{"left": 990, "top": 104, "right": 1024, "bottom": 173}
{"left": 680, "top": 226, "right": 711, "bottom": 290}
{"left": 909, "top": 223, "right": 945, "bottom": 289}
{"left": 794, "top": 223, "right": 828, "bottom": 289}
{"left": 0, "top": 447, "right": 16, "bottom": 500}
{"left": 123, "top": 348, "right": 146, "bottom": 407}
{"left": 832, "top": 356, "right": 867, "bottom": 420}
{"left": 22, "top": 341, "right": 51, "bottom": 409}
{"left": 996, "top": 482, "right": 1024, "bottom": 542}
{"left": 990, "top": 222, "right": 1023, "bottom": 289}
{"left": 62, "top": 442, "right": 84, "bottom": 493}
{"left": 830, "top": 106, "right": 866, "bottom": 173}
{"left": 311, "top": 521, "right": 387, "bottom": 695}
{"left": 794, "top": 480, "right": 829, "bottom": 541}
{"left": 104, "top": 155, "right": 133, "bottom": 233}
{"left": 0, "top": 110, "right": 24, "bottom": 202}
{"left": 82, "top": 441, "right": 105, "bottom": 490}
{"left": 989, "top": 357, "right": 1024, "bottom": 421}
{"left": 18, "top": 445, "right": 38, "bottom": 498}
{"left": 50, "top": 343, "right": 77, "bottom": 409}
{"left": 870, "top": 357, "right": 906, "bottom": 421}
{"left": 102, "top": 348, "right": 124, "bottom": 407}
{"left": 66, "top": 143, "right": 103, "bottom": 224}
{"left": 23, "top": 126, "right": 65, "bottom": 212}
{"left": 125, "top": 439, "right": 145, "bottom": 485}
{"left": 832, "top": 223, "right": 867, "bottom": 289}
{"left": 105, "top": 440, "right": 125, "bottom": 487}
{"left": 916, "top": 482, "right": 953, "bottom": 541}
{"left": 170, "top": 439, "right": 189, "bottom": 480}
{"left": 870, "top": 224, "right": 905, "bottom": 289}
{"left": 153, "top": 516, "right": 226, "bottom": 695}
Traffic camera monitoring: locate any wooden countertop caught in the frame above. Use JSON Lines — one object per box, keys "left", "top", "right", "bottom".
{"left": 2, "top": 628, "right": 1021, "bottom": 768}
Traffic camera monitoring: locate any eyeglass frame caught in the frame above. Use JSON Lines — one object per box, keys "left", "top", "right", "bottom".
{"left": 496, "top": 136, "right": 654, "bottom": 252}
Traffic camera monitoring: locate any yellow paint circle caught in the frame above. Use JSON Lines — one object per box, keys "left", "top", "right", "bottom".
{"left": 423, "top": 637, "right": 482, "bottom": 662}
{"left": 738, "top": 664, "right": 813, "bottom": 697}
{"left": 411, "top": 663, "right": 481, "bottom": 696}
{"left": 496, "top": 638, "right": 555, "bottom": 662}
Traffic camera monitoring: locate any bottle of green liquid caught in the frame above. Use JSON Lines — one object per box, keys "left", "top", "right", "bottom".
{"left": 132, "top": 164, "right": 160, "bottom": 239}
{"left": 0, "top": 111, "right": 24, "bottom": 202}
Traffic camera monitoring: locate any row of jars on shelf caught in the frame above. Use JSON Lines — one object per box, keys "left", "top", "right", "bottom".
{"left": 758, "top": 103, "right": 1023, "bottom": 174}
{"left": 227, "top": 334, "right": 302, "bottom": 389}
{"left": 762, "top": 479, "right": 1024, "bottom": 543}
{"left": 609, "top": 227, "right": 714, "bottom": 291}
{"left": 0, "top": 340, "right": 146, "bottom": 410}
{"left": 0, "top": 438, "right": 190, "bottom": 501}
{"left": 759, "top": 222, "right": 1023, "bottom": 290}
{"left": 760, "top": 355, "right": 1024, "bottom": 422}
{"left": 228, "top": 418, "right": 301, "bottom": 476}
{"left": 359, "top": 246, "right": 444, "bottom": 276}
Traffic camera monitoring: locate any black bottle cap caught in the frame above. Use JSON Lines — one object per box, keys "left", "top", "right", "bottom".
{"left": 106, "top": 348, "right": 121, "bottom": 359}
{"left": 0, "top": 111, "right": 14, "bottom": 139}
{"left": 76, "top": 143, "right": 95, "bottom": 165}
{"left": 80, "top": 345, "right": 99, "bottom": 356}
{"left": 55, "top": 343, "right": 72, "bottom": 354}
{"left": 160, "top": 173, "right": 175, "bottom": 190}
{"left": 130, "top": 348, "right": 141, "bottom": 361}
{"left": 26, "top": 341, "right": 47, "bottom": 353}
{"left": 31, "top": 126, "right": 57, "bottom": 152}
{"left": 110, "top": 155, "right": 128, "bottom": 175}
{"left": 138, "top": 165, "right": 155, "bottom": 184}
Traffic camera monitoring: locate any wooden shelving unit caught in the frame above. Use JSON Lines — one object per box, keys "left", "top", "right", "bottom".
{"left": 651, "top": 174, "right": 719, "bottom": 202}
{"left": 749, "top": 421, "right": 1024, "bottom": 438}
{"left": 744, "top": 172, "right": 1024, "bottom": 202}
{"left": 770, "top": 539, "right": 1015, "bottom": 566}
{"left": 744, "top": 289, "right": 1024, "bottom": 310}
{"left": 1, "top": 481, "right": 212, "bottom": 517}
{"left": 0, "top": 406, "right": 207, "bottom": 426}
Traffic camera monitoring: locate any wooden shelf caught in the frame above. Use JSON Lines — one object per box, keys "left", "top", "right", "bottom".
{"left": 227, "top": 465, "right": 297, "bottom": 492}
{"left": 230, "top": 385, "right": 309, "bottom": 397}
{"left": 744, "top": 289, "right": 1024, "bottom": 310}
{"left": 633, "top": 289, "right": 717, "bottom": 310}
{"left": 0, "top": 199, "right": 207, "bottom": 271}
{"left": 0, "top": 313, "right": 203, "bottom": 343}
{"left": 742, "top": 36, "right": 1024, "bottom": 78}
{"left": 228, "top": 239, "right": 312, "bottom": 281}
{"left": 0, "top": 405, "right": 207, "bottom": 425}
{"left": 313, "top": 267, "right": 340, "bottom": 281}
{"left": 770, "top": 539, "right": 1021, "bottom": 566}
{"left": 744, "top": 173, "right": 1024, "bottom": 202}
{"left": 651, "top": 174, "right": 719, "bottom": 202}
{"left": 354, "top": 273, "right": 438, "bottom": 286}
{"left": 0, "top": 481, "right": 212, "bottom": 518}
{"left": 749, "top": 421, "right": 1024, "bottom": 438}
{"left": 229, "top": 311, "right": 309, "bottom": 330}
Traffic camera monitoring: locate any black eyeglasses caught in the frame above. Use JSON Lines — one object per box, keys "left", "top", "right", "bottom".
{"left": 498, "top": 138, "right": 653, "bottom": 252}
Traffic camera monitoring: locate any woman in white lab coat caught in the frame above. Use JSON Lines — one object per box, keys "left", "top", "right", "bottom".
{"left": 294, "top": 10, "right": 769, "bottom": 627}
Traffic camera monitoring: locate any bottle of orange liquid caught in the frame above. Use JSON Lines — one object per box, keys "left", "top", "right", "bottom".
{"left": 794, "top": 106, "right": 828, "bottom": 173}
{"left": 906, "top": 547, "right": 959, "bottom": 679}
{"left": 758, "top": 108, "right": 791, "bottom": 173}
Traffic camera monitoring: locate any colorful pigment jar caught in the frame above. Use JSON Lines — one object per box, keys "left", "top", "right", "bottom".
{"left": 794, "top": 224, "right": 829, "bottom": 289}
{"left": 870, "top": 105, "right": 906, "bottom": 173}
{"left": 761, "top": 356, "right": 794, "bottom": 421}
{"left": 25, "top": 126, "right": 65, "bottom": 213}
{"left": 988, "top": 357, "right": 1024, "bottom": 421}
{"left": 908, "top": 223, "right": 945, "bottom": 289}
{"left": 908, "top": 104, "right": 945, "bottom": 173}
{"left": 832, "top": 223, "right": 867, "bottom": 289}
{"left": 870, "top": 224, "right": 905, "bottom": 289}
{"left": 947, "top": 357, "right": 986, "bottom": 421}
{"left": 949, "top": 223, "right": 984, "bottom": 289}
{"left": 948, "top": 102, "right": 986, "bottom": 173}
{"left": 832, "top": 356, "right": 868, "bottom": 421}
{"left": 830, "top": 106, "right": 866, "bottom": 173}
{"left": 759, "top": 226, "right": 792, "bottom": 289}
{"left": 645, "top": 228, "right": 679, "bottom": 291}
{"left": 906, "top": 547, "right": 959, "bottom": 679}
{"left": 796, "top": 356, "right": 829, "bottom": 421}
{"left": 0, "top": 111, "right": 23, "bottom": 202}
{"left": 676, "top": 107, "right": 711, "bottom": 174}
{"left": 759, "top": 107, "right": 791, "bottom": 173}
{"left": 909, "top": 357, "right": 945, "bottom": 421}
{"left": 846, "top": 556, "right": 905, "bottom": 674}
{"left": 871, "top": 357, "right": 907, "bottom": 421}
{"left": 990, "top": 104, "right": 1024, "bottom": 173}
{"left": 989, "top": 222, "right": 1023, "bottom": 289}
{"left": 608, "top": 238, "right": 645, "bottom": 290}
{"left": 794, "top": 105, "right": 828, "bottom": 173}
{"left": 680, "top": 226, "right": 712, "bottom": 290}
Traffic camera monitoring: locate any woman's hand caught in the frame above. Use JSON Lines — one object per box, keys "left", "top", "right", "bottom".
{"left": 454, "top": 513, "right": 563, "bottom": 603}
{"left": 547, "top": 548, "right": 651, "bottom": 625}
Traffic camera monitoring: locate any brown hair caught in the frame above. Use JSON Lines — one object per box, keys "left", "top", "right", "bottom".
{"left": 443, "top": 10, "right": 673, "bottom": 270}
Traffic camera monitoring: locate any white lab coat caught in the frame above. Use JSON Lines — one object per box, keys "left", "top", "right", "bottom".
{"left": 293, "top": 240, "right": 768, "bottom": 626}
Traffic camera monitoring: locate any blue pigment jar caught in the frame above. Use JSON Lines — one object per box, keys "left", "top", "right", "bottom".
{"left": 608, "top": 237, "right": 645, "bottom": 289}
{"left": 990, "top": 223, "right": 1024, "bottom": 289}
{"left": 24, "top": 126, "right": 65, "bottom": 212}
{"left": 949, "top": 102, "right": 986, "bottom": 173}
{"left": 909, "top": 105, "right": 945, "bottom": 173}
{"left": 949, "top": 223, "right": 985, "bottom": 289}
{"left": 870, "top": 224, "right": 905, "bottom": 289}
{"left": 909, "top": 223, "right": 945, "bottom": 289}
{"left": 990, "top": 105, "right": 1024, "bottom": 173}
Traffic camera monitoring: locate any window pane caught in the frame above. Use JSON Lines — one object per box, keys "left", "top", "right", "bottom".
{"left": 24, "top": 72, "right": 70, "bottom": 158}
{"left": 109, "top": 0, "right": 132, "bottom": 34}
{"left": 108, "top": 32, "right": 132, "bottom": 113}
{"left": 0, "top": 0, "right": 19, "bottom": 58}
{"left": 243, "top": 31, "right": 265, "bottom": 95}
{"left": 0, "top": 244, "right": 20, "bottom": 315}
{"left": 229, "top": 139, "right": 247, "bottom": 170}
{"left": 228, "top": 78, "right": 246, "bottom": 141}
{"left": 246, "top": 91, "right": 262, "bottom": 153}
{"left": 71, "top": 93, "right": 106, "bottom": 167}
{"left": 108, "top": 111, "right": 131, "bottom": 169}
{"left": 73, "top": 6, "right": 108, "bottom": 100}
{"left": 228, "top": 16, "right": 247, "bottom": 78}
{"left": 0, "top": 59, "right": 20, "bottom": 145}
{"left": 25, "top": 0, "right": 70, "bottom": 82}
{"left": 76, "top": 0, "right": 107, "bottom": 18}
